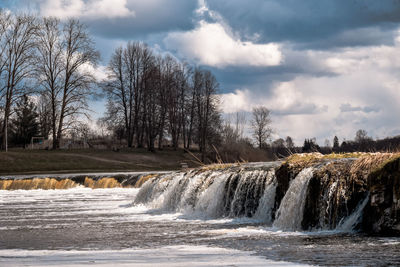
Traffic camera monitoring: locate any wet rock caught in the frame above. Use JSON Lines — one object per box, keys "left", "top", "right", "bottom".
{"left": 363, "top": 157, "right": 400, "bottom": 235}
{"left": 301, "top": 160, "right": 368, "bottom": 230}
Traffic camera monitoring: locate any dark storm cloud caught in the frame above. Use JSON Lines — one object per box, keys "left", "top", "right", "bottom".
{"left": 205, "top": 50, "right": 336, "bottom": 94}
{"left": 10, "top": 0, "right": 197, "bottom": 39}
{"left": 87, "top": 0, "right": 197, "bottom": 39}
{"left": 207, "top": 0, "right": 400, "bottom": 48}
{"left": 272, "top": 103, "right": 327, "bottom": 116}
{"left": 340, "top": 103, "right": 380, "bottom": 113}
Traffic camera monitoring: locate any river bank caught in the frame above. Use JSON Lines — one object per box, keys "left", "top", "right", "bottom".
{"left": 0, "top": 148, "right": 196, "bottom": 175}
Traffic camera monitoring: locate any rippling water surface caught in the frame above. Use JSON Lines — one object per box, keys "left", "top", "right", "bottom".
{"left": 1, "top": 188, "right": 399, "bottom": 266}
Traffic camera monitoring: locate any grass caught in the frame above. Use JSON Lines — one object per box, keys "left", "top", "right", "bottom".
{"left": 200, "top": 163, "right": 235, "bottom": 171}
{"left": 366, "top": 153, "right": 400, "bottom": 175}
{"left": 284, "top": 152, "right": 400, "bottom": 182}
{"left": 284, "top": 152, "right": 366, "bottom": 168}
{"left": 0, "top": 148, "right": 197, "bottom": 175}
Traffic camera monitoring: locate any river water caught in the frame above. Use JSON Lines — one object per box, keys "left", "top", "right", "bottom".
{"left": 1, "top": 187, "right": 400, "bottom": 266}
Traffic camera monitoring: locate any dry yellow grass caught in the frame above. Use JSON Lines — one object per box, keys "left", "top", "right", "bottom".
{"left": 200, "top": 163, "right": 235, "bottom": 171}
{"left": 352, "top": 152, "right": 400, "bottom": 177}
{"left": 286, "top": 152, "right": 363, "bottom": 165}
{"left": 285, "top": 152, "right": 400, "bottom": 183}
{"left": 284, "top": 152, "right": 400, "bottom": 179}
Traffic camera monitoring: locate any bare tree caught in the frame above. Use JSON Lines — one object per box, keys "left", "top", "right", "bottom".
{"left": 103, "top": 42, "right": 153, "bottom": 148}
{"left": 355, "top": 129, "right": 369, "bottom": 143}
{"left": 285, "top": 136, "right": 294, "bottom": 148}
{"left": 157, "top": 55, "right": 174, "bottom": 150}
{"left": 36, "top": 18, "right": 99, "bottom": 149}
{"left": 103, "top": 46, "right": 133, "bottom": 147}
{"left": 0, "top": 11, "right": 10, "bottom": 142}
{"left": 37, "top": 93, "right": 52, "bottom": 139}
{"left": 197, "top": 70, "right": 220, "bottom": 161}
{"left": 54, "top": 19, "right": 99, "bottom": 148}
{"left": 143, "top": 57, "right": 161, "bottom": 152}
{"left": 102, "top": 43, "right": 222, "bottom": 156}
{"left": 36, "top": 17, "right": 64, "bottom": 146}
{"left": 0, "top": 14, "right": 38, "bottom": 151}
{"left": 185, "top": 68, "right": 202, "bottom": 149}
{"left": 251, "top": 106, "right": 272, "bottom": 149}
{"left": 234, "top": 112, "right": 246, "bottom": 141}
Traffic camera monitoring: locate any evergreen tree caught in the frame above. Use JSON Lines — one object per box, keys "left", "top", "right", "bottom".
{"left": 333, "top": 136, "right": 339, "bottom": 151}
{"left": 10, "top": 95, "right": 39, "bottom": 148}
{"left": 302, "top": 139, "right": 311, "bottom": 152}
{"left": 302, "top": 138, "right": 320, "bottom": 153}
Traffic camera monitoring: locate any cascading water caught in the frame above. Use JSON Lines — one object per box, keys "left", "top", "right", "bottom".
{"left": 337, "top": 194, "right": 370, "bottom": 231}
{"left": 272, "top": 167, "right": 314, "bottom": 230}
{"left": 134, "top": 160, "right": 377, "bottom": 233}
{"left": 252, "top": 170, "right": 276, "bottom": 223}
{"left": 4, "top": 154, "right": 396, "bottom": 234}
{"left": 134, "top": 167, "right": 277, "bottom": 220}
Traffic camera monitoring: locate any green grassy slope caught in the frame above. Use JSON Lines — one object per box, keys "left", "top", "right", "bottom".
{"left": 0, "top": 148, "right": 198, "bottom": 175}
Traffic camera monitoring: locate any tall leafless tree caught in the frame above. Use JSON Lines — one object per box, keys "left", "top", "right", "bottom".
{"left": 251, "top": 106, "right": 272, "bottom": 149}
{"left": 0, "top": 14, "right": 38, "bottom": 151}
{"left": 196, "top": 70, "right": 220, "bottom": 161}
{"left": 36, "top": 17, "right": 64, "bottom": 147}
{"left": 37, "top": 93, "right": 52, "bottom": 139}
{"left": 54, "top": 19, "right": 99, "bottom": 149}
{"left": 103, "top": 42, "right": 151, "bottom": 148}
{"left": 0, "top": 11, "right": 10, "bottom": 143}
{"left": 103, "top": 46, "right": 133, "bottom": 147}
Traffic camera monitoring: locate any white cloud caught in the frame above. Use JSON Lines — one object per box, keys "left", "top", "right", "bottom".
{"left": 164, "top": 21, "right": 282, "bottom": 68}
{"left": 219, "top": 83, "right": 325, "bottom": 116}
{"left": 40, "top": 0, "right": 134, "bottom": 20}
{"left": 218, "top": 32, "right": 400, "bottom": 145}
{"left": 220, "top": 89, "right": 252, "bottom": 113}
{"left": 80, "top": 63, "right": 108, "bottom": 82}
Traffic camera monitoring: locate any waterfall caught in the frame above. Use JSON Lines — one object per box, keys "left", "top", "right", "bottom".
{"left": 253, "top": 170, "right": 277, "bottom": 224}
{"left": 134, "top": 165, "right": 367, "bottom": 232}
{"left": 134, "top": 167, "right": 277, "bottom": 220}
{"left": 272, "top": 167, "right": 314, "bottom": 231}
{"left": 4, "top": 156, "right": 384, "bottom": 233}
{"left": 337, "top": 194, "right": 369, "bottom": 231}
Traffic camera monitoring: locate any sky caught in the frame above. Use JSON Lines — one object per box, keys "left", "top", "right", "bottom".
{"left": 3, "top": 0, "right": 400, "bottom": 146}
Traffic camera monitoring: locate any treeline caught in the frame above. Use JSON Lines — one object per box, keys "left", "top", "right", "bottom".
{"left": 332, "top": 130, "right": 400, "bottom": 153}
{"left": 0, "top": 12, "right": 225, "bottom": 162}
{"left": 100, "top": 42, "right": 221, "bottom": 161}
{"left": 269, "top": 129, "right": 400, "bottom": 157}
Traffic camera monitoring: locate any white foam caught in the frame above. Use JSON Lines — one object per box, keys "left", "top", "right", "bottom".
{"left": 379, "top": 238, "right": 400, "bottom": 246}
{"left": 199, "top": 226, "right": 311, "bottom": 240}
{"left": 0, "top": 246, "right": 312, "bottom": 267}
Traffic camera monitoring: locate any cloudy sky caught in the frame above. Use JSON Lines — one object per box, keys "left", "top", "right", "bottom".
{"left": 4, "top": 0, "right": 400, "bottom": 145}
